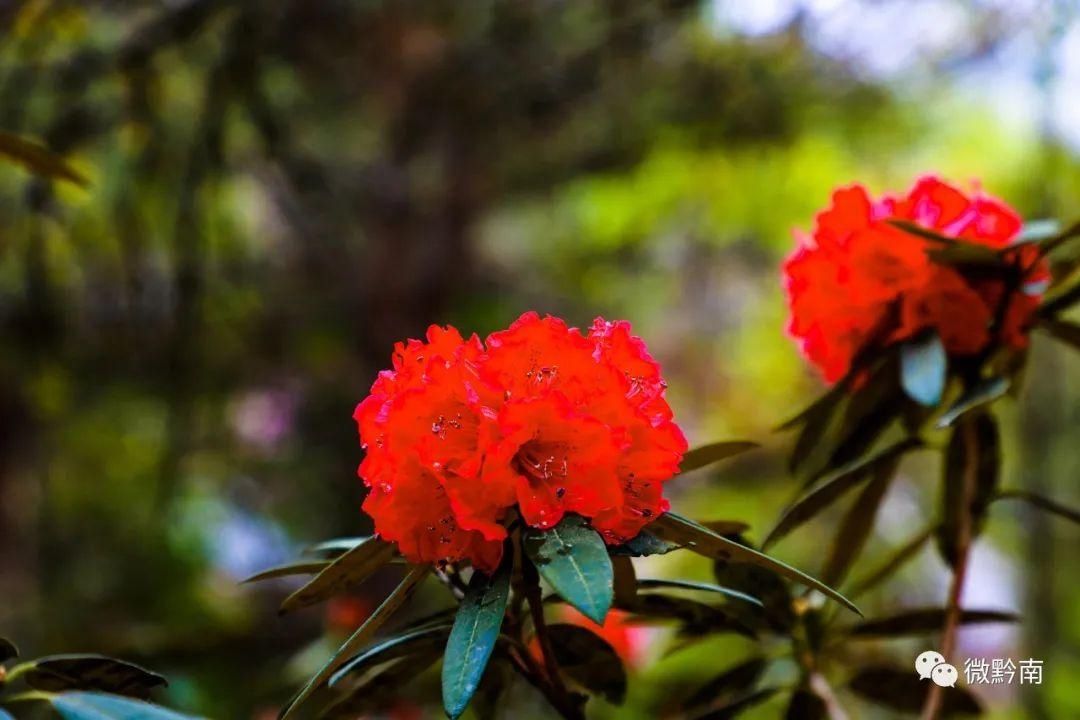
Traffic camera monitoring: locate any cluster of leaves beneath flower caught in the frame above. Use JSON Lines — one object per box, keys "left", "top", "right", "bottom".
{"left": 748, "top": 219, "right": 1080, "bottom": 717}
{"left": 244, "top": 442, "right": 866, "bottom": 720}
{"left": 0, "top": 638, "right": 197, "bottom": 719}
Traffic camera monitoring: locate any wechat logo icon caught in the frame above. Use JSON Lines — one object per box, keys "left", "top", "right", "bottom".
{"left": 916, "top": 650, "right": 958, "bottom": 688}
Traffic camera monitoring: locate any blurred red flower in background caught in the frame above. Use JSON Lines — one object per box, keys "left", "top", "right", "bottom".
{"left": 354, "top": 313, "right": 687, "bottom": 571}
{"left": 784, "top": 176, "right": 1050, "bottom": 382}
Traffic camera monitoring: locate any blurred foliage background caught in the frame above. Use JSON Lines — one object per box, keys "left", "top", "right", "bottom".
{"left": 1, "top": 0, "right": 1078, "bottom": 718}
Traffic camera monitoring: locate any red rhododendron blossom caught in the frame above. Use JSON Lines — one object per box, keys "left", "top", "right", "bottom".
{"left": 354, "top": 314, "right": 688, "bottom": 571}
{"left": 784, "top": 176, "right": 1050, "bottom": 383}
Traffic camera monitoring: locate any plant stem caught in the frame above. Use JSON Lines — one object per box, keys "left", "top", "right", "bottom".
{"left": 521, "top": 556, "right": 584, "bottom": 720}
{"left": 920, "top": 420, "right": 978, "bottom": 720}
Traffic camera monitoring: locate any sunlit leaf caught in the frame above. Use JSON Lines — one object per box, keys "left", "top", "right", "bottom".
{"left": 546, "top": 624, "right": 627, "bottom": 704}
{"left": 846, "top": 608, "right": 1019, "bottom": 638}
{"left": 329, "top": 625, "right": 452, "bottom": 687}
{"left": 764, "top": 439, "right": 921, "bottom": 549}
{"left": 680, "top": 441, "right": 759, "bottom": 473}
{"left": 993, "top": 490, "right": 1080, "bottom": 525}
{"left": 45, "top": 692, "right": 198, "bottom": 719}
{"left": 900, "top": 332, "right": 946, "bottom": 406}
{"left": 681, "top": 657, "right": 766, "bottom": 715}
{"left": 279, "top": 565, "right": 429, "bottom": 720}
{"left": 524, "top": 514, "right": 613, "bottom": 624}
{"left": 241, "top": 561, "right": 329, "bottom": 584}
{"left": 0, "top": 130, "right": 88, "bottom": 187}
{"left": 441, "top": 559, "right": 512, "bottom": 720}
{"left": 280, "top": 536, "right": 396, "bottom": 614}
{"left": 935, "top": 376, "right": 1009, "bottom": 428}
{"left": 636, "top": 579, "right": 762, "bottom": 608}
{"left": 24, "top": 656, "right": 166, "bottom": 699}
{"left": 848, "top": 666, "right": 982, "bottom": 716}
{"left": 650, "top": 513, "right": 860, "bottom": 616}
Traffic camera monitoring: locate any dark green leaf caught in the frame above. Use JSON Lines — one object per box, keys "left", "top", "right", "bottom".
{"left": 887, "top": 219, "right": 962, "bottom": 245}
{"left": 764, "top": 439, "right": 921, "bottom": 549}
{"left": 936, "top": 376, "right": 1009, "bottom": 428}
{"left": 25, "top": 655, "right": 166, "bottom": 698}
{"left": 681, "top": 657, "right": 766, "bottom": 715}
{"left": 700, "top": 520, "right": 751, "bottom": 536}
{"left": 280, "top": 536, "right": 396, "bottom": 614}
{"left": 849, "top": 525, "right": 936, "bottom": 598}
{"left": 329, "top": 625, "right": 451, "bottom": 687}
{"left": 782, "top": 378, "right": 851, "bottom": 473}
{"left": 847, "top": 608, "right": 1019, "bottom": 638}
{"left": 849, "top": 666, "right": 982, "bottom": 717}
{"left": 524, "top": 514, "right": 613, "bottom": 624}
{"left": 693, "top": 688, "right": 780, "bottom": 720}
{"left": 820, "top": 450, "right": 899, "bottom": 587}
{"left": 609, "top": 530, "right": 679, "bottom": 557}
{"left": 303, "top": 537, "right": 368, "bottom": 558}
{"left": 617, "top": 594, "right": 751, "bottom": 637}
{"left": 785, "top": 690, "right": 826, "bottom": 720}
{"left": 680, "top": 442, "right": 759, "bottom": 473}
{"left": 938, "top": 414, "right": 999, "bottom": 568}
{"left": 441, "top": 559, "right": 512, "bottom": 720}
{"left": 241, "top": 561, "right": 329, "bottom": 584}
{"left": 1041, "top": 279, "right": 1080, "bottom": 316}
{"left": 546, "top": 624, "right": 627, "bottom": 704}
{"left": 0, "top": 637, "right": 17, "bottom": 662}
{"left": 713, "top": 561, "right": 794, "bottom": 632}
{"left": 900, "top": 332, "right": 946, "bottom": 406}
{"left": 321, "top": 654, "right": 441, "bottom": 718}
{"left": 612, "top": 557, "right": 637, "bottom": 608}
{"left": 1039, "top": 317, "right": 1080, "bottom": 352}
{"left": 280, "top": 565, "right": 429, "bottom": 720}
{"left": 650, "top": 513, "right": 861, "bottom": 616}
{"left": 1035, "top": 217, "right": 1080, "bottom": 254}
{"left": 824, "top": 354, "right": 905, "bottom": 473}
{"left": 0, "top": 131, "right": 88, "bottom": 187}
{"left": 45, "top": 692, "right": 197, "bottom": 719}
{"left": 993, "top": 490, "right": 1080, "bottom": 525}
{"left": 468, "top": 660, "right": 512, "bottom": 720}
{"left": 636, "top": 579, "right": 762, "bottom": 608}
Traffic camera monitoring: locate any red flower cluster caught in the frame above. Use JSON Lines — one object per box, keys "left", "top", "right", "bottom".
{"left": 784, "top": 176, "right": 1050, "bottom": 383}
{"left": 354, "top": 313, "right": 687, "bottom": 571}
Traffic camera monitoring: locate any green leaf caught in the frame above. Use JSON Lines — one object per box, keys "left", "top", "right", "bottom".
{"left": 545, "top": 624, "right": 627, "bottom": 704}
{"left": 785, "top": 690, "right": 826, "bottom": 720}
{"left": 0, "top": 709, "right": 13, "bottom": 720}
{"left": 609, "top": 530, "right": 680, "bottom": 557}
{"left": 821, "top": 354, "right": 905, "bottom": 476}
{"left": 279, "top": 565, "right": 429, "bottom": 720}
{"left": 781, "top": 380, "right": 849, "bottom": 473}
{"left": 329, "top": 624, "right": 452, "bottom": 687}
{"left": 24, "top": 656, "right": 167, "bottom": 698}
{"left": 764, "top": 439, "right": 921, "bottom": 549}
{"left": 700, "top": 520, "right": 751, "bottom": 536}
{"left": 650, "top": 513, "right": 861, "bottom": 616}
{"left": 0, "top": 131, "right": 88, "bottom": 187}
{"left": 681, "top": 657, "right": 766, "bottom": 715}
{"left": 636, "top": 579, "right": 762, "bottom": 608}
{"left": 1039, "top": 317, "right": 1080, "bottom": 352}
{"left": 936, "top": 376, "right": 1009, "bottom": 428}
{"left": 1017, "top": 218, "right": 1061, "bottom": 243}
{"left": 46, "top": 692, "right": 198, "bottom": 719}
{"left": 280, "top": 536, "right": 396, "bottom": 614}
{"left": 846, "top": 608, "right": 1019, "bottom": 638}
{"left": 848, "top": 666, "right": 982, "bottom": 716}
{"left": 303, "top": 537, "right": 368, "bottom": 558}
{"left": 320, "top": 654, "right": 441, "bottom": 719}
{"left": 612, "top": 556, "right": 638, "bottom": 608}
{"left": 241, "top": 561, "right": 329, "bottom": 584}
{"left": 0, "top": 637, "right": 17, "bottom": 662}
{"left": 887, "top": 219, "right": 962, "bottom": 245}
{"left": 993, "top": 490, "right": 1080, "bottom": 525}
{"left": 848, "top": 525, "right": 936, "bottom": 598}
{"left": 524, "top": 514, "right": 613, "bottom": 624}
{"left": 441, "top": 559, "right": 512, "bottom": 720}
{"left": 1034, "top": 217, "right": 1080, "bottom": 254}
{"left": 820, "top": 450, "right": 899, "bottom": 587}
{"left": 680, "top": 442, "right": 759, "bottom": 473}
{"left": 900, "top": 332, "right": 946, "bottom": 406}
{"left": 938, "top": 414, "right": 1000, "bottom": 568}
{"left": 712, "top": 561, "right": 794, "bottom": 633}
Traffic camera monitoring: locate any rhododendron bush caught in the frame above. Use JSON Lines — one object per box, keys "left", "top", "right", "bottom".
{"left": 237, "top": 176, "right": 1080, "bottom": 720}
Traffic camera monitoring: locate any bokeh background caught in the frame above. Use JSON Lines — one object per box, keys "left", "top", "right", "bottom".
{"left": 1, "top": 1, "right": 1079, "bottom": 718}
